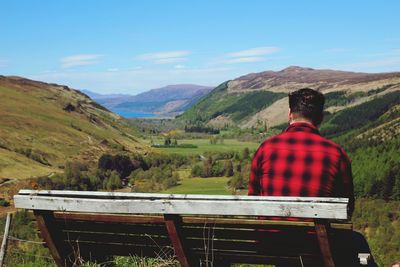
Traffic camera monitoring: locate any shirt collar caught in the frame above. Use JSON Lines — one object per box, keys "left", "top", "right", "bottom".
{"left": 284, "top": 122, "right": 320, "bottom": 135}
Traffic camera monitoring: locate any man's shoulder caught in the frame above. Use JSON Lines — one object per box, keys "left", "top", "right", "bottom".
{"left": 260, "top": 131, "right": 348, "bottom": 157}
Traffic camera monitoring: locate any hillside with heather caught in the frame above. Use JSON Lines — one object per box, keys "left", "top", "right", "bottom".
{"left": 0, "top": 76, "right": 146, "bottom": 180}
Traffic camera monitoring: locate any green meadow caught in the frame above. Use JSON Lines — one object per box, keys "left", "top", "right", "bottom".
{"left": 148, "top": 138, "right": 259, "bottom": 155}
{"left": 163, "top": 169, "right": 232, "bottom": 195}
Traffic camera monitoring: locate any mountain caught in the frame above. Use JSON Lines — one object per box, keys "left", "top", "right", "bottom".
{"left": 90, "top": 84, "right": 213, "bottom": 116}
{"left": 0, "top": 76, "right": 147, "bottom": 179}
{"left": 179, "top": 66, "right": 400, "bottom": 128}
{"left": 81, "top": 89, "right": 130, "bottom": 100}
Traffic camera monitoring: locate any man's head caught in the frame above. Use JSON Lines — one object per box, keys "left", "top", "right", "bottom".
{"left": 288, "top": 88, "right": 325, "bottom": 126}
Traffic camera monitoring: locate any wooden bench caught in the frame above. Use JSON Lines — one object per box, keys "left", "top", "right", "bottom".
{"left": 14, "top": 190, "right": 354, "bottom": 267}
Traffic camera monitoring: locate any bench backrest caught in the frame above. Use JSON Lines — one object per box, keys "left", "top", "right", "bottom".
{"left": 14, "top": 190, "right": 351, "bottom": 267}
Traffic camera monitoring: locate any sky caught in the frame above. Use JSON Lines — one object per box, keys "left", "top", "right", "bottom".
{"left": 1, "top": 0, "right": 400, "bottom": 94}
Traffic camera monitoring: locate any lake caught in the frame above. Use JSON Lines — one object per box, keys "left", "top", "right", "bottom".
{"left": 112, "top": 109, "right": 157, "bottom": 118}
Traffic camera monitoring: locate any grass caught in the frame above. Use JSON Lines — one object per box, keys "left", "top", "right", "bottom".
{"left": 0, "top": 149, "right": 57, "bottom": 179}
{"left": 148, "top": 138, "right": 258, "bottom": 156}
{"left": 163, "top": 169, "right": 231, "bottom": 195}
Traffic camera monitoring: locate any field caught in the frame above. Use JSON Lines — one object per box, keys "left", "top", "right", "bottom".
{"left": 147, "top": 137, "right": 259, "bottom": 155}
{"left": 163, "top": 169, "right": 232, "bottom": 195}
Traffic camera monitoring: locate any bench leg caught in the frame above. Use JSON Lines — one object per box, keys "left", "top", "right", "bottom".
{"left": 315, "top": 221, "right": 335, "bottom": 267}
{"left": 34, "top": 211, "right": 73, "bottom": 267}
{"left": 164, "top": 214, "right": 192, "bottom": 267}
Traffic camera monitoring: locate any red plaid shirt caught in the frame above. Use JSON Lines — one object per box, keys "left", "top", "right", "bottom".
{"left": 249, "top": 122, "right": 354, "bottom": 214}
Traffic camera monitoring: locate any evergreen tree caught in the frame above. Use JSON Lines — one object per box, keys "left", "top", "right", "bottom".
{"left": 224, "top": 160, "right": 234, "bottom": 177}
{"left": 243, "top": 147, "right": 250, "bottom": 160}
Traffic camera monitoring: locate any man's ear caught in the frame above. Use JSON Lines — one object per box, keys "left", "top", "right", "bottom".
{"left": 288, "top": 108, "right": 293, "bottom": 122}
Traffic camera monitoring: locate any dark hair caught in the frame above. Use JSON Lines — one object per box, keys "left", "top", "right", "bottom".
{"left": 288, "top": 88, "right": 325, "bottom": 125}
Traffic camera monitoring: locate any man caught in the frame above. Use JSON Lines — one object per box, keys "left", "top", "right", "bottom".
{"left": 249, "top": 88, "right": 354, "bottom": 211}
{"left": 248, "top": 88, "right": 376, "bottom": 266}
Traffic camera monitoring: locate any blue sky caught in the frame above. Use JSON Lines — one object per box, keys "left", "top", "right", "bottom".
{"left": 1, "top": 0, "right": 400, "bottom": 94}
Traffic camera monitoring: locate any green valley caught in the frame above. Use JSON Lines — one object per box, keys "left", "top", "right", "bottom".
{"left": 1, "top": 67, "right": 400, "bottom": 266}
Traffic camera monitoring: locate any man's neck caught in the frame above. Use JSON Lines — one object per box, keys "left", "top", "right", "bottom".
{"left": 289, "top": 119, "right": 315, "bottom": 126}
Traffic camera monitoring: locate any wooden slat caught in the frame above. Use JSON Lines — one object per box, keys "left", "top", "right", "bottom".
{"left": 60, "top": 231, "right": 171, "bottom": 247}
{"left": 17, "top": 189, "right": 349, "bottom": 203}
{"left": 182, "top": 227, "right": 316, "bottom": 243}
{"left": 55, "top": 220, "right": 168, "bottom": 236}
{"left": 54, "top": 212, "right": 352, "bottom": 230}
{"left": 53, "top": 212, "right": 165, "bottom": 224}
{"left": 14, "top": 195, "right": 349, "bottom": 219}
{"left": 182, "top": 216, "right": 317, "bottom": 227}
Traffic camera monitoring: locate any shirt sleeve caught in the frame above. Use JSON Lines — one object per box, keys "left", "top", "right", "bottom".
{"left": 338, "top": 150, "right": 355, "bottom": 217}
{"left": 248, "top": 146, "right": 263, "bottom": 196}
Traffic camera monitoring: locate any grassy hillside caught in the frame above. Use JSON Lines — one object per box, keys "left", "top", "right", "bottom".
{"left": 321, "top": 91, "right": 400, "bottom": 138}
{"left": 0, "top": 76, "right": 146, "bottom": 179}
{"left": 311, "top": 91, "right": 400, "bottom": 200}
{"left": 177, "top": 81, "right": 286, "bottom": 126}
{"left": 178, "top": 67, "right": 400, "bottom": 128}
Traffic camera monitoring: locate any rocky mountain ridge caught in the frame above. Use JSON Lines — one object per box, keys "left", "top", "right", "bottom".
{"left": 228, "top": 66, "right": 400, "bottom": 93}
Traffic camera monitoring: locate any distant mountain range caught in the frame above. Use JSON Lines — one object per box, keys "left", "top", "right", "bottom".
{"left": 179, "top": 66, "right": 400, "bottom": 128}
{"left": 83, "top": 84, "right": 213, "bottom": 117}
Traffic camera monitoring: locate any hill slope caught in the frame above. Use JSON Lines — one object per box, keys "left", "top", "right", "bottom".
{"left": 179, "top": 66, "right": 400, "bottom": 128}
{"left": 0, "top": 76, "right": 146, "bottom": 179}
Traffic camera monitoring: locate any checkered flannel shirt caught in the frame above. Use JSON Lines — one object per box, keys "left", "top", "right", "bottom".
{"left": 249, "top": 122, "right": 354, "bottom": 214}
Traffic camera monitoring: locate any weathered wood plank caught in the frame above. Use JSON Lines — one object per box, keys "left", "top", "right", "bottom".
{"left": 60, "top": 231, "right": 171, "bottom": 247}
{"left": 14, "top": 195, "right": 348, "bottom": 219}
{"left": 53, "top": 212, "right": 352, "bottom": 229}
{"left": 17, "top": 189, "right": 349, "bottom": 203}
{"left": 53, "top": 212, "right": 165, "bottom": 224}
{"left": 56, "top": 220, "right": 168, "bottom": 236}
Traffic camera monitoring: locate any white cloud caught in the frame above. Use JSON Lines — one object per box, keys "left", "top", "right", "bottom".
{"left": 218, "top": 46, "right": 281, "bottom": 64}
{"left": 227, "top": 47, "right": 280, "bottom": 58}
{"left": 136, "top": 50, "right": 191, "bottom": 64}
{"left": 61, "top": 54, "right": 102, "bottom": 68}
{"left": 107, "top": 68, "right": 119, "bottom": 72}
{"left": 225, "top": 57, "right": 265, "bottom": 64}
{"left": 174, "top": 64, "right": 186, "bottom": 69}
{"left": 325, "top": 48, "right": 351, "bottom": 53}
